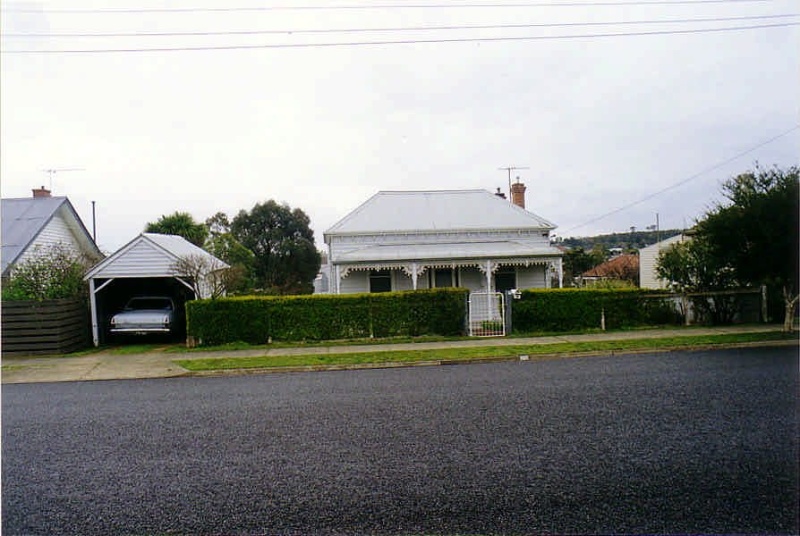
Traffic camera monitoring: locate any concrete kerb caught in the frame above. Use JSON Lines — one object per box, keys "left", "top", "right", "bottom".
{"left": 1, "top": 325, "right": 795, "bottom": 384}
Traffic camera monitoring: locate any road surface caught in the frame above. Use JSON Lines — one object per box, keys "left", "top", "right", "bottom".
{"left": 3, "top": 346, "right": 798, "bottom": 535}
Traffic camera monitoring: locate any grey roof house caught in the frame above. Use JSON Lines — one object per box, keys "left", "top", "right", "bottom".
{"left": 323, "top": 182, "right": 563, "bottom": 294}
{"left": 1, "top": 186, "right": 103, "bottom": 277}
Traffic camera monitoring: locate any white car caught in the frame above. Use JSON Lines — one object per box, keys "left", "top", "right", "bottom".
{"left": 110, "top": 296, "right": 176, "bottom": 335}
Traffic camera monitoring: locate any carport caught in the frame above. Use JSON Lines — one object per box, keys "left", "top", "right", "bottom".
{"left": 84, "top": 233, "right": 227, "bottom": 346}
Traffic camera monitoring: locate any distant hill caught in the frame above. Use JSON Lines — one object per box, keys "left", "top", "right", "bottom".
{"left": 557, "top": 229, "right": 683, "bottom": 252}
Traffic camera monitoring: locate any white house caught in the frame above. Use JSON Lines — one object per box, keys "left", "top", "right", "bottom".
{"left": 323, "top": 184, "right": 563, "bottom": 294}
{"left": 639, "top": 233, "right": 690, "bottom": 289}
{"left": 1, "top": 186, "right": 103, "bottom": 277}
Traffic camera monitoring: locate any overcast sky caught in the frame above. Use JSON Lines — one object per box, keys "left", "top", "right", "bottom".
{"left": 2, "top": 0, "right": 798, "bottom": 254}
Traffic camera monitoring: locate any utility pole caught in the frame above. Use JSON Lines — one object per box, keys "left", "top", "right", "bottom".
{"left": 41, "top": 167, "right": 84, "bottom": 190}
{"left": 646, "top": 213, "right": 661, "bottom": 244}
{"left": 497, "top": 166, "right": 529, "bottom": 199}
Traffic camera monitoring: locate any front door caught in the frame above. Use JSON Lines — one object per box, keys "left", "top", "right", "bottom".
{"left": 494, "top": 267, "right": 516, "bottom": 292}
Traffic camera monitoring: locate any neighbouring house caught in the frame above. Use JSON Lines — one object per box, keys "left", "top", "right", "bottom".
{"left": 83, "top": 233, "right": 228, "bottom": 346}
{"left": 323, "top": 183, "right": 563, "bottom": 295}
{"left": 313, "top": 263, "right": 330, "bottom": 294}
{"left": 639, "top": 233, "right": 690, "bottom": 289}
{"left": 1, "top": 186, "right": 103, "bottom": 278}
{"left": 580, "top": 253, "right": 640, "bottom": 286}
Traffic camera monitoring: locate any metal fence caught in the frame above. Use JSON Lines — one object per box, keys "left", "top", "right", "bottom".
{"left": 468, "top": 291, "right": 505, "bottom": 337}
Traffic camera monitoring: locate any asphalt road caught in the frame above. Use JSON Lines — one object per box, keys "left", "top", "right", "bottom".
{"left": 3, "top": 346, "right": 798, "bottom": 535}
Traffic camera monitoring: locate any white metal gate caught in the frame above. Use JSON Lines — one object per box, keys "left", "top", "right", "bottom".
{"left": 468, "top": 291, "right": 505, "bottom": 337}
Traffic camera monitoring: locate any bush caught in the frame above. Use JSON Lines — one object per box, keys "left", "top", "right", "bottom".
{"left": 512, "top": 288, "right": 680, "bottom": 333}
{"left": 2, "top": 245, "right": 91, "bottom": 301}
{"left": 186, "top": 288, "right": 468, "bottom": 346}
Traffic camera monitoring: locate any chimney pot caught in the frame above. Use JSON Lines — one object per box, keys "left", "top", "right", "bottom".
{"left": 33, "top": 186, "right": 52, "bottom": 198}
{"left": 510, "top": 181, "right": 526, "bottom": 209}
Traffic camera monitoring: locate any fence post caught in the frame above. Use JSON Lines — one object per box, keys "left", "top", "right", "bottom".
{"left": 504, "top": 290, "right": 513, "bottom": 335}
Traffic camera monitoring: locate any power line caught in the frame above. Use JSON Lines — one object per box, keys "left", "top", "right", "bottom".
{"left": 2, "top": 0, "right": 777, "bottom": 14}
{"left": 5, "top": 14, "right": 795, "bottom": 38}
{"left": 562, "top": 125, "right": 800, "bottom": 235}
{"left": 3, "top": 22, "right": 796, "bottom": 54}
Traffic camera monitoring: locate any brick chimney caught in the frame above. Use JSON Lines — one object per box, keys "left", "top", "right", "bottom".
{"left": 510, "top": 179, "right": 526, "bottom": 209}
{"left": 32, "top": 185, "right": 52, "bottom": 198}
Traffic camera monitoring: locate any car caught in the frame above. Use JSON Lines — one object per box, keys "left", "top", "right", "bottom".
{"left": 110, "top": 296, "right": 177, "bottom": 336}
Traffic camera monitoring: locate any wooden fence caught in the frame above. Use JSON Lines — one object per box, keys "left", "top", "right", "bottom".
{"left": 1, "top": 298, "right": 90, "bottom": 356}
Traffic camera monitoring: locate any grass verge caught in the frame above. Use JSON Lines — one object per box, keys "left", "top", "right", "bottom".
{"left": 174, "top": 331, "right": 794, "bottom": 372}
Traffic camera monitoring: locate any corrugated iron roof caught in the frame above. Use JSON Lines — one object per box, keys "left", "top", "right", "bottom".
{"left": 325, "top": 190, "right": 556, "bottom": 238}
{"left": 1, "top": 196, "right": 100, "bottom": 275}
{"left": 336, "top": 241, "right": 562, "bottom": 263}
{"left": 85, "top": 233, "right": 228, "bottom": 280}
{"left": 582, "top": 253, "right": 640, "bottom": 278}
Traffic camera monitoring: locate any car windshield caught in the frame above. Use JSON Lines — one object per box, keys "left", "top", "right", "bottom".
{"left": 125, "top": 298, "right": 173, "bottom": 311}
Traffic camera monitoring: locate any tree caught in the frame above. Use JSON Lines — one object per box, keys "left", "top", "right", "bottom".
{"left": 562, "top": 246, "right": 608, "bottom": 286}
{"left": 171, "top": 254, "right": 230, "bottom": 299}
{"left": 203, "top": 212, "right": 256, "bottom": 294}
{"left": 698, "top": 164, "right": 799, "bottom": 331}
{"left": 145, "top": 212, "right": 208, "bottom": 247}
{"left": 2, "top": 244, "right": 91, "bottom": 301}
{"left": 230, "top": 200, "right": 321, "bottom": 294}
{"left": 657, "top": 164, "right": 799, "bottom": 330}
{"left": 656, "top": 237, "right": 739, "bottom": 324}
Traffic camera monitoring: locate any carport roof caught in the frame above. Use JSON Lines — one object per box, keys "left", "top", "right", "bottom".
{"left": 85, "top": 233, "right": 227, "bottom": 280}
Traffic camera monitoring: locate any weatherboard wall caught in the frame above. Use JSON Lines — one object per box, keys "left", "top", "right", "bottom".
{"left": 15, "top": 210, "right": 82, "bottom": 267}
{"left": 89, "top": 239, "right": 178, "bottom": 279}
{"left": 334, "top": 265, "right": 548, "bottom": 294}
{"left": 639, "top": 234, "right": 688, "bottom": 289}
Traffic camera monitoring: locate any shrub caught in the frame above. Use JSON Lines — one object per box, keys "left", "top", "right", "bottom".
{"left": 512, "top": 288, "right": 680, "bottom": 333}
{"left": 186, "top": 288, "right": 468, "bottom": 346}
{"left": 2, "top": 245, "right": 91, "bottom": 301}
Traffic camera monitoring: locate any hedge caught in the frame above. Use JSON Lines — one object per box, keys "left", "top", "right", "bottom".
{"left": 186, "top": 288, "right": 469, "bottom": 346}
{"left": 511, "top": 288, "right": 681, "bottom": 333}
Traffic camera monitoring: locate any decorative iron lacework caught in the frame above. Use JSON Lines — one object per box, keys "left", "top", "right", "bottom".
{"left": 338, "top": 257, "right": 559, "bottom": 279}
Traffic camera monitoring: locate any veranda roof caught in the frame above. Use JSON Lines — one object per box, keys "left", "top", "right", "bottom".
{"left": 335, "top": 241, "right": 563, "bottom": 263}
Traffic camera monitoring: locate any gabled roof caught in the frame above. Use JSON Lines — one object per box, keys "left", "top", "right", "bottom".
{"left": 1, "top": 196, "right": 101, "bottom": 276}
{"left": 582, "top": 253, "right": 640, "bottom": 278}
{"left": 85, "top": 233, "right": 227, "bottom": 280}
{"left": 325, "top": 190, "right": 556, "bottom": 238}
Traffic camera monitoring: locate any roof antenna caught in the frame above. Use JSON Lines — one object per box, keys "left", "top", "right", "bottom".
{"left": 497, "top": 166, "right": 529, "bottom": 201}
{"left": 41, "top": 167, "right": 84, "bottom": 190}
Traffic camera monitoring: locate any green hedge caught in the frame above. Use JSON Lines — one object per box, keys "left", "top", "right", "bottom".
{"left": 512, "top": 288, "right": 681, "bottom": 333}
{"left": 187, "top": 288, "right": 468, "bottom": 346}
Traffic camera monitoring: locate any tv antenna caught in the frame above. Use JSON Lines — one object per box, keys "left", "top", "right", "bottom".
{"left": 497, "top": 166, "right": 529, "bottom": 198}
{"left": 41, "top": 167, "right": 84, "bottom": 190}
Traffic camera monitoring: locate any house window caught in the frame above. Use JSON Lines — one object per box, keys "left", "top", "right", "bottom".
{"left": 494, "top": 266, "right": 516, "bottom": 292}
{"left": 369, "top": 269, "right": 392, "bottom": 293}
{"left": 433, "top": 268, "right": 455, "bottom": 288}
